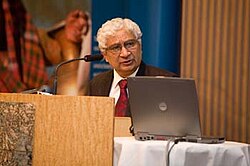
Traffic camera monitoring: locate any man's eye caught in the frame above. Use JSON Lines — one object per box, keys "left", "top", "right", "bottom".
{"left": 110, "top": 45, "right": 121, "bottom": 51}
{"left": 125, "top": 41, "right": 136, "bottom": 48}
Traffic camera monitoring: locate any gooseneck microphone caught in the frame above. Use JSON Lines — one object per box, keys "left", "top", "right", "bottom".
{"left": 53, "top": 54, "right": 103, "bottom": 94}
{"left": 83, "top": 54, "right": 104, "bottom": 62}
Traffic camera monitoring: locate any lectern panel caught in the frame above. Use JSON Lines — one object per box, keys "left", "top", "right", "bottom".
{"left": 0, "top": 93, "right": 115, "bottom": 166}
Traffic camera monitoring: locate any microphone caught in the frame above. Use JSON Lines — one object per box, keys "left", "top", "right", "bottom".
{"left": 53, "top": 54, "right": 103, "bottom": 94}
{"left": 83, "top": 54, "right": 103, "bottom": 62}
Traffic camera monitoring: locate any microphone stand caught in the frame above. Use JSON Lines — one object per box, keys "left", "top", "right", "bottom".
{"left": 53, "top": 54, "right": 103, "bottom": 95}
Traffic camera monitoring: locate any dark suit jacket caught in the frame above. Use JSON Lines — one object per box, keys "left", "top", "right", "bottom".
{"left": 88, "top": 61, "right": 178, "bottom": 96}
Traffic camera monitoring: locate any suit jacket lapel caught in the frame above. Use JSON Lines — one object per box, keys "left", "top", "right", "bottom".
{"left": 102, "top": 70, "right": 114, "bottom": 96}
{"left": 136, "top": 61, "right": 146, "bottom": 76}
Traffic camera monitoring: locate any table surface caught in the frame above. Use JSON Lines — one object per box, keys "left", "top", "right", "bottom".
{"left": 114, "top": 137, "right": 250, "bottom": 166}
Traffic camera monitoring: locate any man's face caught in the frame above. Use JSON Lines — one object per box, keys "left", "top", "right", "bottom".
{"left": 102, "top": 29, "right": 142, "bottom": 78}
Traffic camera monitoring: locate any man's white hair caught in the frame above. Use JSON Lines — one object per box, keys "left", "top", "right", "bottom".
{"left": 96, "top": 18, "right": 142, "bottom": 52}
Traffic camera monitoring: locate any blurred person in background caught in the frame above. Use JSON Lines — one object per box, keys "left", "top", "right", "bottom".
{"left": 0, "top": 0, "right": 90, "bottom": 94}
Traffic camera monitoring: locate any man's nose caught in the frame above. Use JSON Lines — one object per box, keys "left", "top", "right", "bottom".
{"left": 120, "top": 45, "right": 130, "bottom": 57}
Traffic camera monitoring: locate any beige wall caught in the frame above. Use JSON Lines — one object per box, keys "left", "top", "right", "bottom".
{"left": 181, "top": 0, "right": 250, "bottom": 143}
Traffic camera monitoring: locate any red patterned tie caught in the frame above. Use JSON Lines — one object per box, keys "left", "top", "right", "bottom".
{"left": 115, "top": 79, "right": 129, "bottom": 117}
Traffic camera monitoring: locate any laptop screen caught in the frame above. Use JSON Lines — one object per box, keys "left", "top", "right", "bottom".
{"left": 127, "top": 76, "right": 202, "bottom": 140}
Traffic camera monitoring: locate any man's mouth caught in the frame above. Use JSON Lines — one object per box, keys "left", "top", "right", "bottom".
{"left": 121, "top": 59, "right": 133, "bottom": 65}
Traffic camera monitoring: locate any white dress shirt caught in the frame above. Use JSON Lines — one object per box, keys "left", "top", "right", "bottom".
{"left": 109, "top": 68, "right": 139, "bottom": 104}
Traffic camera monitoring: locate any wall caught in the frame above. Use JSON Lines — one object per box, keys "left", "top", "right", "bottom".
{"left": 181, "top": 0, "right": 249, "bottom": 143}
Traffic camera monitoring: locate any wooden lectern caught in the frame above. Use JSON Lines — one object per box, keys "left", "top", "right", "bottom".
{"left": 114, "top": 117, "right": 133, "bottom": 137}
{"left": 0, "top": 93, "right": 114, "bottom": 166}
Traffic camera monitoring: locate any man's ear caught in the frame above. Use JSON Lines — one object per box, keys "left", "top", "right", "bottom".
{"left": 102, "top": 52, "right": 109, "bottom": 62}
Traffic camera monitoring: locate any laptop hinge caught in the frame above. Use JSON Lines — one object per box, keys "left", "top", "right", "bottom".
{"left": 184, "top": 135, "right": 200, "bottom": 142}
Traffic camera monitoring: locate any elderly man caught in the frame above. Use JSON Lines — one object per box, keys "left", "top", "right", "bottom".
{"left": 89, "top": 18, "right": 177, "bottom": 117}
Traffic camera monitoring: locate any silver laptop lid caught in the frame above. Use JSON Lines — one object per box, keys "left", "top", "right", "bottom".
{"left": 127, "top": 76, "right": 202, "bottom": 139}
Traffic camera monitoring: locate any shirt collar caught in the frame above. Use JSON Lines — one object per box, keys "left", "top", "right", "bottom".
{"left": 113, "top": 68, "right": 139, "bottom": 87}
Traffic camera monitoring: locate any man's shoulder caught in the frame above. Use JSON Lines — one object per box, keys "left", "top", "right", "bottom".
{"left": 143, "top": 64, "right": 178, "bottom": 77}
{"left": 88, "top": 70, "right": 113, "bottom": 96}
{"left": 90, "top": 70, "right": 112, "bottom": 82}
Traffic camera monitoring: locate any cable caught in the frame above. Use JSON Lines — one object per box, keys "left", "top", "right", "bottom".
{"left": 166, "top": 138, "right": 183, "bottom": 166}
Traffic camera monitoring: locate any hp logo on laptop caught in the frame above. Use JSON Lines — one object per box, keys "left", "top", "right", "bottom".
{"left": 158, "top": 102, "right": 167, "bottom": 112}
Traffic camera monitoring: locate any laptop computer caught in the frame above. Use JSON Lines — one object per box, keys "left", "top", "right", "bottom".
{"left": 127, "top": 76, "right": 225, "bottom": 144}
